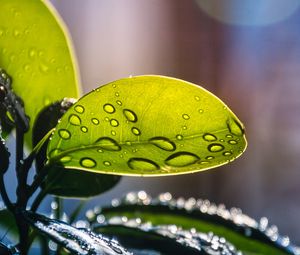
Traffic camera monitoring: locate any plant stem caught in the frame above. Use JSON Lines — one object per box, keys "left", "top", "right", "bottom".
{"left": 31, "top": 188, "right": 48, "bottom": 212}
{"left": 0, "top": 173, "right": 14, "bottom": 211}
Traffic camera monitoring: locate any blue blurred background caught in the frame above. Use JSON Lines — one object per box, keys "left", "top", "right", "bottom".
{"left": 37, "top": 0, "right": 300, "bottom": 243}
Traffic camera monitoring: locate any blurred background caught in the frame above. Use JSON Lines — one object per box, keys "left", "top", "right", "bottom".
{"left": 47, "top": 0, "right": 300, "bottom": 243}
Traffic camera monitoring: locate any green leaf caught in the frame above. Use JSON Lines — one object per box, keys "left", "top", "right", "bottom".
{"left": 0, "top": 0, "right": 80, "bottom": 147}
{"left": 22, "top": 211, "right": 131, "bottom": 255}
{"left": 33, "top": 99, "right": 120, "bottom": 198}
{"left": 91, "top": 192, "right": 292, "bottom": 255}
{"left": 47, "top": 76, "right": 247, "bottom": 176}
{"left": 0, "top": 209, "right": 18, "bottom": 242}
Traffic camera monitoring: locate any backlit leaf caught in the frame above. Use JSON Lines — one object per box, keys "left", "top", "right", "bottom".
{"left": 47, "top": 76, "right": 247, "bottom": 176}
{"left": 33, "top": 99, "right": 120, "bottom": 198}
{"left": 0, "top": 0, "right": 80, "bottom": 147}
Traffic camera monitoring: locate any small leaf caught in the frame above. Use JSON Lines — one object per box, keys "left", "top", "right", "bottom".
{"left": 22, "top": 211, "right": 131, "bottom": 255}
{"left": 0, "top": 0, "right": 80, "bottom": 147}
{"left": 87, "top": 192, "right": 295, "bottom": 255}
{"left": 33, "top": 99, "right": 120, "bottom": 198}
{"left": 47, "top": 76, "right": 247, "bottom": 176}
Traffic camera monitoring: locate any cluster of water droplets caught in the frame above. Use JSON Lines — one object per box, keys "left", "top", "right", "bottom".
{"left": 83, "top": 191, "right": 300, "bottom": 255}
{"left": 23, "top": 211, "right": 131, "bottom": 255}
{"left": 53, "top": 83, "right": 246, "bottom": 174}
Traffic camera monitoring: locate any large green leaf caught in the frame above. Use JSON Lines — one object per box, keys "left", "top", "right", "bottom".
{"left": 47, "top": 76, "right": 247, "bottom": 176}
{"left": 0, "top": 0, "right": 80, "bottom": 147}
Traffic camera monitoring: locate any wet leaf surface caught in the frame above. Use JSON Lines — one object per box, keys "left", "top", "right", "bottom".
{"left": 33, "top": 99, "right": 120, "bottom": 198}
{"left": 22, "top": 210, "right": 131, "bottom": 255}
{"left": 0, "top": 0, "right": 80, "bottom": 147}
{"left": 48, "top": 76, "right": 247, "bottom": 176}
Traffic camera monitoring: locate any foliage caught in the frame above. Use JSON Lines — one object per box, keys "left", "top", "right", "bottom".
{"left": 0, "top": 1, "right": 298, "bottom": 255}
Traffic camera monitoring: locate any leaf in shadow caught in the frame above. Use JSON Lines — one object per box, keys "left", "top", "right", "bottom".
{"left": 22, "top": 210, "right": 131, "bottom": 255}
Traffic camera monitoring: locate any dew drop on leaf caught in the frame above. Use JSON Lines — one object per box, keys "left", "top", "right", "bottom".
{"left": 111, "top": 130, "right": 116, "bottom": 136}
{"left": 228, "top": 140, "right": 238, "bottom": 145}
{"left": 182, "top": 114, "right": 190, "bottom": 120}
{"left": 60, "top": 156, "right": 72, "bottom": 163}
{"left": 226, "top": 134, "right": 233, "bottom": 138}
{"left": 198, "top": 109, "right": 204, "bottom": 114}
{"left": 110, "top": 119, "right": 119, "bottom": 127}
{"left": 206, "top": 156, "right": 214, "bottom": 160}
{"left": 116, "top": 100, "right": 122, "bottom": 106}
{"left": 91, "top": 118, "right": 99, "bottom": 125}
{"left": 165, "top": 152, "right": 199, "bottom": 167}
{"left": 131, "top": 127, "right": 141, "bottom": 136}
{"left": 80, "top": 126, "right": 88, "bottom": 133}
{"left": 74, "top": 105, "right": 84, "bottom": 114}
{"left": 69, "top": 114, "right": 81, "bottom": 126}
{"left": 203, "top": 133, "right": 217, "bottom": 142}
{"left": 94, "top": 137, "right": 121, "bottom": 151}
{"left": 227, "top": 118, "right": 244, "bottom": 136}
{"left": 176, "top": 135, "right": 183, "bottom": 140}
{"left": 115, "top": 92, "right": 120, "bottom": 97}
{"left": 103, "top": 103, "right": 115, "bottom": 114}
{"left": 58, "top": 129, "right": 71, "bottom": 140}
{"left": 123, "top": 109, "right": 137, "bottom": 122}
{"left": 149, "top": 137, "right": 176, "bottom": 151}
{"left": 128, "top": 158, "right": 159, "bottom": 171}
{"left": 194, "top": 96, "right": 200, "bottom": 101}
{"left": 80, "top": 158, "right": 97, "bottom": 168}
{"left": 208, "top": 143, "right": 225, "bottom": 152}
{"left": 103, "top": 161, "right": 111, "bottom": 166}
{"left": 223, "top": 151, "right": 232, "bottom": 156}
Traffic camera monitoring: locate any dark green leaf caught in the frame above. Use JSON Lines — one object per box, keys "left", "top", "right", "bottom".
{"left": 95, "top": 223, "right": 241, "bottom": 255}
{"left": 0, "top": 0, "right": 80, "bottom": 147}
{"left": 33, "top": 99, "right": 120, "bottom": 198}
{"left": 22, "top": 211, "right": 131, "bottom": 255}
{"left": 0, "top": 209, "right": 18, "bottom": 242}
{"left": 47, "top": 76, "right": 247, "bottom": 176}
{"left": 87, "top": 192, "right": 295, "bottom": 255}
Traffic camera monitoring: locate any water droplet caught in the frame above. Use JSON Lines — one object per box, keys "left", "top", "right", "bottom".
{"left": 105, "top": 117, "right": 109, "bottom": 122}
{"left": 115, "top": 92, "right": 120, "bottom": 97}
{"left": 29, "top": 49, "right": 36, "bottom": 58}
{"left": 208, "top": 143, "right": 225, "bottom": 152}
{"left": 23, "top": 64, "right": 31, "bottom": 72}
{"left": 125, "top": 141, "right": 132, "bottom": 146}
{"left": 112, "top": 84, "right": 117, "bottom": 88}
{"left": 206, "top": 156, "right": 214, "bottom": 160}
{"left": 91, "top": 118, "right": 99, "bottom": 125}
{"left": 13, "top": 29, "right": 21, "bottom": 38}
{"left": 60, "top": 156, "right": 72, "bottom": 163}
{"left": 110, "top": 119, "right": 119, "bottom": 127}
{"left": 80, "top": 158, "right": 96, "bottom": 168}
{"left": 165, "top": 152, "right": 199, "bottom": 167}
{"left": 95, "top": 137, "right": 121, "bottom": 151}
{"left": 58, "top": 129, "right": 71, "bottom": 140}
{"left": 123, "top": 109, "right": 137, "bottom": 122}
{"left": 131, "top": 127, "right": 141, "bottom": 136}
{"left": 220, "top": 139, "right": 225, "bottom": 142}
{"left": 194, "top": 96, "right": 200, "bottom": 101}
{"left": 81, "top": 126, "right": 88, "bottom": 133}
{"left": 228, "top": 140, "right": 238, "bottom": 145}
{"left": 149, "top": 137, "right": 176, "bottom": 151}
{"left": 103, "top": 161, "right": 111, "bottom": 166}
{"left": 111, "top": 130, "right": 116, "bottom": 136}
{"left": 182, "top": 114, "right": 190, "bottom": 120}
{"left": 128, "top": 158, "right": 159, "bottom": 171}
{"left": 226, "top": 134, "right": 233, "bottom": 138}
{"left": 103, "top": 103, "right": 115, "bottom": 114}
{"left": 203, "top": 133, "right": 217, "bottom": 142}
{"left": 176, "top": 135, "right": 183, "bottom": 140}
{"left": 227, "top": 118, "right": 244, "bottom": 136}
{"left": 39, "top": 63, "right": 49, "bottom": 73}
{"left": 69, "top": 114, "right": 81, "bottom": 126}
{"left": 198, "top": 109, "right": 204, "bottom": 114}
{"left": 74, "top": 105, "right": 84, "bottom": 114}
{"left": 223, "top": 151, "right": 232, "bottom": 156}
{"left": 97, "top": 149, "right": 103, "bottom": 153}
{"left": 116, "top": 100, "right": 122, "bottom": 106}
{"left": 200, "top": 161, "right": 209, "bottom": 164}
{"left": 182, "top": 126, "right": 187, "bottom": 130}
